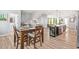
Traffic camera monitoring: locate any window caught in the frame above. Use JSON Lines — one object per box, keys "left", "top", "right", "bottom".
{"left": 53, "top": 18, "right": 57, "bottom": 25}
{"left": 0, "top": 14, "right": 7, "bottom": 21}
{"left": 48, "top": 17, "right": 64, "bottom": 25}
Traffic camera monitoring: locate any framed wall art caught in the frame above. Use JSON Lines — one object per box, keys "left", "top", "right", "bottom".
{"left": 0, "top": 14, "right": 8, "bottom": 21}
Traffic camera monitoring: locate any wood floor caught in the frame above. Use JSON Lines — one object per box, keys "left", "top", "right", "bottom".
{"left": 0, "top": 28, "right": 77, "bottom": 49}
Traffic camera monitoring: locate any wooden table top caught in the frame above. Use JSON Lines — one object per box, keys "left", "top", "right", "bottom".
{"left": 18, "top": 26, "right": 36, "bottom": 32}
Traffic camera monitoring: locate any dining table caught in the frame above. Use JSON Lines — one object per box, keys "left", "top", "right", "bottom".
{"left": 18, "top": 26, "right": 44, "bottom": 49}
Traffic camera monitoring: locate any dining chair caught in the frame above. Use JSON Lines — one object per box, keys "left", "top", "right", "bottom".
{"left": 28, "top": 26, "right": 43, "bottom": 48}
{"left": 36, "top": 26, "right": 44, "bottom": 43}
{"left": 13, "top": 26, "right": 28, "bottom": 49}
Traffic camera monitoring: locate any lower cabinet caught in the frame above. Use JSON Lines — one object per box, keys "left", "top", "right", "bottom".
{"left": 49, "top": 25, "right": 66, "bottom": 37}
{"left": 49, "top": 26, "right": 57, "bottom": 37}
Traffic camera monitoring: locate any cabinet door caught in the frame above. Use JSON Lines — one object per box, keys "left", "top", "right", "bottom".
{"left": 49, "top": 27, "right": 56, "bottom": 37}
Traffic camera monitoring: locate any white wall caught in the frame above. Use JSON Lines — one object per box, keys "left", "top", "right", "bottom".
{"left": 0, "top": 10, "right": 21, "bottom": 35}
{"left": 21, "top": 10, "right": 48, "bottom": 27}
{"left": 0, "top": 21, "right": 10, "bottom": 35}
{"left": 66, "top": 14, "right": 78, "bottom": 31}
{"left": 21, "top": 11, "right": 33, "bottom": 24}
{"left": 38, "top": 14, "right": 47, "bottom": 27}
{"left": 21, "top": 10, "right": 78, "bottom": 28}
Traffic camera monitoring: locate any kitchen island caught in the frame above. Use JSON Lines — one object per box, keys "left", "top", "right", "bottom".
{"left": 48, "top": 24, "right": 66, "bottom": 37}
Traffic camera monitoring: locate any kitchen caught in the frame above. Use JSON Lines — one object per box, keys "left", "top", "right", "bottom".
{"left": 0, "top": 10, "right": 78, "bottom": 49}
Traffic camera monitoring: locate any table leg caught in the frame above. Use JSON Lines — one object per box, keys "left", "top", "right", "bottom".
{"left": 14, "top": 33, "right": 16, "bottom": 46}
{"left": 21, "top": 31, "right": 24, "bottom": 49}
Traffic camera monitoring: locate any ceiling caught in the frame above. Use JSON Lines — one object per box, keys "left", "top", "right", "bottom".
{"left": 22, "top": 10, "right": 78, "bottom": 18}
